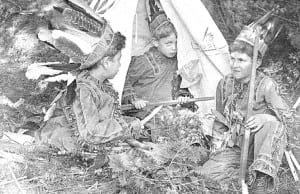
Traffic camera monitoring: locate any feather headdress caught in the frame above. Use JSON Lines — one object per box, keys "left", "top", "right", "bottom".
{"left": 234, "top": 10, "right": 283, "bottom": 57}
{"left": 147, "top": 0, "right": 171, "bottom": 35}
{"left": 26, "top": 0, "right": 116, "bottom": 81}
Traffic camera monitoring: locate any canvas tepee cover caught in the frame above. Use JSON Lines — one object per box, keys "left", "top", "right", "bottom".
{"left": 79, "top": 0, "right": 231, "bottom": 113}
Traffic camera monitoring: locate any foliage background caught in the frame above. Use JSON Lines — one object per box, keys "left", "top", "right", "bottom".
{"left": 0, "top": 0, "right": 299, "bottom": 113}
{"left": 0, "top": 0, "right": 299, "bottom": 193}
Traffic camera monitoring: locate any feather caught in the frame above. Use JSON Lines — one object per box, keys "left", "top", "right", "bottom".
{"left": 97, "top": 0, "right": 109, "bottom": 11}
{"left": 97, "top": 1, "right": 115, "bottom": 15}
{"left": 65, "top": 80, "right": 77, "bottom": 105}
{"left": 40, "top": 0, "right": 66, "bottom": 13}
{"left": 65, "top": 0, "right": 105, "bottom": 25}
{"left": 44, "top": 74, "right": 69, "bottom": 82}
{"left": 94, "top": 0, "right": 115, "bottom": 15}
{"left": 62, "top": 8, "right": 105, "bottom": 36}
{"left": 46, "top": 62, "right": 80, "bottom": 71}
{"left": 37, "top": 27, "right": 54, "bottom": 43}
{"left": 52, "top": 29, "right": 93, "bottom": 54}
{"left": 42, "top": 72, "right": 66, "bottom": 79}
{"left": 26, "top": 60, "right": 79, "bottom": 82}
{"left": 67, "top": 72, "right": 76, "bottom": 85}
{"left": 51, "top": 30, "right": 92, "bottom": 64}
{"left": 93, "top": 0, "right": 102, "bottom": 11}
{"left": 42, "top": 72, "right": 75, "bottom": 84}
{"left": 26, "top": 62, "right": 63, "bottom": 80}
{"left": 293, "top": 96, "right": 300, "bottom": 109}
{"left": 44, "top": 89, "right": 66, "bottom": 121}
{"left": 44, "top": 103, "right": 57, "bottom": 121}
{"left": 33, "top": 0, "right": 111, "bottom": 78}
{"left": 37, "top": 28, "right": 61, "bottom": 51}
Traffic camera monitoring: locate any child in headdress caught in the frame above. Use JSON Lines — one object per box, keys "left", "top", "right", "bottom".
{"left": 201, "top": 11, "right": 289, "bottom": 193}
{"left": 122, "top": 0, "right": 195, "bottom": 120}
{"left": 37, "top": 0, "right": 143, "bottom": 154}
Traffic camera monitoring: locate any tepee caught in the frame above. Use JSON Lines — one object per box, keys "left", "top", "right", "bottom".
{"left": 94, "top": 0, "right": 231, "bottom": 113}
{"left": 26, "top": 0, "right": 231, "bottom": 114}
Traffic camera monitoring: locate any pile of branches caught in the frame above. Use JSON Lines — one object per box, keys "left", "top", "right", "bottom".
{"left": 0, "top": 109, "right": 299, "bottom": 194}
{"left": 0, "top": 140, "right": 124, "bottom": 194}
{"left": 0, "top": 108, "right": 228, "bottom": 194}
{"left": 103, "top": 108, "right": 239, "bottom": 193}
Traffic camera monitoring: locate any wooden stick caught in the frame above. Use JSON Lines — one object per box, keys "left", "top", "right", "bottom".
{"left": 140, "top": 105, "right": 163, "bottom": 126}
{"left": 0, "top": 176, "right": 27, "bottom": 186}
{"left": 8, "top": 165, "right": 26, "bottom": 194}
{"left": 293, "top": 96, "right": 300, "bottom": 109}
{"left": 285, "top": 151, "right": 299, "bottom": 181}
{"left": 240, "top": 27, "right": 261, "bottom": 194}
{"left": 289, "top": 150, "right": 300, "bottom": 171}
{"left": 125, "top": 139, "right": 152, "bottom": 150}
{"left": 121, "top": 97, "right": 214, "bottom": 112}
{"left": 241, "top": 181, "right": 249, "bottom": 194}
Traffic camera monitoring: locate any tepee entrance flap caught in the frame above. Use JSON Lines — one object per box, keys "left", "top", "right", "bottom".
{"left": 160, "top": 0, "right": 231, "bottom": 112}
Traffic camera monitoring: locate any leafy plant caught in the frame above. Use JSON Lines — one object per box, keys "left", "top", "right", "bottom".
{"left": 106, "top": 108, "right": 236, "bottom": 193}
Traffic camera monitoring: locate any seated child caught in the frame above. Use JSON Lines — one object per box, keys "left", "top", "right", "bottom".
{"left": 122, "top": 10, "right": 195, "bottom": 120}
{"left": 37, "top": 0, "right": 143, "bottom": 154}
{"left": 201, "top": 13, "right": 289, "bottom": 194}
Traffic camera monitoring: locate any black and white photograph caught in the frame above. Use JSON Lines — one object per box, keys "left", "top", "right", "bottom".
{"left": 0, "top": 0, "right": 299, "bottom": 193}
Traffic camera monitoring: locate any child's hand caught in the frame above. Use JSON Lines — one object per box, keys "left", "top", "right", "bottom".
{"left": 132, "top": 99, "right": 148, "bottom": 109}
{"left": 176, "top": 96, "right": 190, "bottom": 104}
{"left": 129, "top": 119, "right": 143, "bottom": 139}
{"left": 245, "top": 114, "right": 277, "bottom": 133}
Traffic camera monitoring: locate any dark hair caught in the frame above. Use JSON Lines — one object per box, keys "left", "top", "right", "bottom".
{"left": 103, "top": 32, "right": 126, "bottom": 59}
{"left": 68, "top": 32, "right": 126, "bottom": 105}
{"left": 229, "top": 40, "right": 262, "bottom": 59}
{"left": 152, "top": 22, "right": 177, "bottom": 40}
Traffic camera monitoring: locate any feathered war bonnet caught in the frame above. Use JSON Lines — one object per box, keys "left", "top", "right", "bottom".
{"left": 38, "top": 0, "right": 115, "bottom": 70}
{"left": 147, "top": 0, "right": 172, "bottom": 35}
{"left": 233, "top": 10, "right": 283, "bottom": 58}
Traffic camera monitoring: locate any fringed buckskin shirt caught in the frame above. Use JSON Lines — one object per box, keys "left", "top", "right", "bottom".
{"left": 40, "top": 71, "right": 136, "bottom": 152}
{"left": 73, "top": 71, "right": 132, "bottom": 144}
{"left": 212, "top": 71, "right": 289, "bottom": 185}
{"left": 122, "top": 47, "right": 190, "bottom": 105}
{"left": 216, "top": 72, "right": 288, "bottom": 125}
